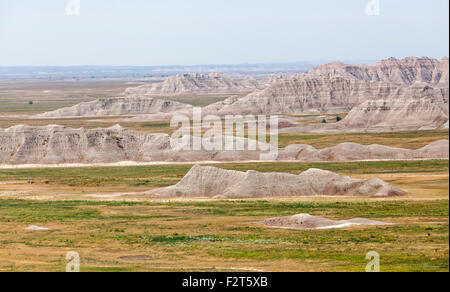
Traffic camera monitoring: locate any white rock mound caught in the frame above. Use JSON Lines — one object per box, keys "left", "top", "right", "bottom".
{"left": 259, "top": 214, "right": 390, "bottom": 230}
{"left": 337, "top": 97, "right": 449, "bottom": 132}
{"left": 32, "top": 97, "right": 192, "bottom": 119}
{"left": 202, "top": 77, "right": 448, "bottom": 116}
{"left": 278, "top": 140, "right": 449, "bottom": 161}
{"left": 1, "top": 125, "right": 447, "bottom": 165}
{"left": 147, "top": 165, "right": 406, "bottom": 198}
{"left": 0, "top": 124, "right": 170, "bottom": 164}
{"left": 307, "top": 57, "right": 449, "bottom": 86}
{"left": 0, "top": 125, "right": 273, "bottom": 165}
{"left": 124, "top": 72, "right": 265, "bottom": 96}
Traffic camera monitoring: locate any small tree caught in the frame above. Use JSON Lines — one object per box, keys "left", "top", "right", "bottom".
{"left": 336, "top": 116, "right": 342, "bottom": 122}
{"left": 28, "top": 101, "right": 33, "bottom": 105}
{"left": 321, "top": 119, "right": 327, "bottom": 124}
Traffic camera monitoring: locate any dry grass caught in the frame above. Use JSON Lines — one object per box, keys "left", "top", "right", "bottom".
{"left": 0, "top": 161, "right": 448, "bottom": 272}
{"left": 0, "top": 194, "right": 447, "bottom": 272}
{"left": 277, "top": 130, "right": 449, "bottom": 149}
{"left": 0, "top": 79, "right": 134, "bottom": 115}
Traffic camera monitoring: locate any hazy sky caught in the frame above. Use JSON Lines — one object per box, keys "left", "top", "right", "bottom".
{"left": 0, "top": 0, "right": 448, "bottom": 66}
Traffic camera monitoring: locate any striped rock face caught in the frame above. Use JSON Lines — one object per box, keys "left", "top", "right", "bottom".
{"left": 338, "top": 97, "right": 449, "bottom": 132}
{"left": 202, "top": 76, "right": 448, "bottom": 116}
{"left": 307, "top": 57, "right": 449, "bottom": 87}
{"left": 1, "top": 124, "right": 447, "bottom": 166}
{"left": 124, "top": 72, "right": 266, "bottom": 96}
{"left": 32, "top": 97, "right": 193, "bottom": 119}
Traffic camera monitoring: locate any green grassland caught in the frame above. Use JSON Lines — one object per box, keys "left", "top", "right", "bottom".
{"left": 0, "top": 79, "right": 134, "bottom": 114}
{"left": 0, "top": 198, "right": 448, "bottom": 272}
{"left": 0, "top": 159, "right": 448, "bottom": 271}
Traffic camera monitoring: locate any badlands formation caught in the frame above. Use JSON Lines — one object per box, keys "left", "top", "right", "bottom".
{"left": 0, "top": 125, "right": 273, "bottom": 165}
{"left": 337, "top": 97, "right": 449, "bottom": 132}
{"left": 278, "top": 140, "right": 449, "bottom": 161}
{"left": 202, "top": 76, "right": 448, "bottom": 116}
{"left": 147, "top": 165, "right": 406, "bottom": 198}
{"left": 307, "top": 57, "right": 449, "bottom": 86}
{"left": 201, "top": 57, "right": 449, "bottom": 114}
{"left": 0, "top": 125, "right": 171, "bottom": 165}
{"left": 0, "top": 125, "right": 448, "bottom": 166}
{"left": 259, "top": 214, "right": 390, "bottom": 230}
{"left": 33, "top": 97, "right": 193, "bottom": 119}
{"left": 32, "top": 57, "right": 449, "bottom": 133}
{"left": 124, "top": 72, "right": 265, "bottom": 96}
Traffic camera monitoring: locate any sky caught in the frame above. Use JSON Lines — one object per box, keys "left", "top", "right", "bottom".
{"left": 0, "top": 0, "right": 448, "bottom": 66}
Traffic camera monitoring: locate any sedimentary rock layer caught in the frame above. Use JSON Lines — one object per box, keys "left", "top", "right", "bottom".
{"left": 278, "top": 140, "right": 449, "bottom": 161}
{"left": 0, "top": 125, "right": 169, "bottom": 164}
{"left": 337, "top": 97, "right": 449, "bottom": 132}
{"left": 33, "top": 97, "right": 192, "bottom": 119}
{"left": 124, "top": 72, "right": 265, "bottom": 96}
{"left": 34, "top": 57, "right": 449, "bottom": 122}
{"left": 0, "top": 125, "right": 271, "bottom": 165}
{"left": 307, "top": 56, "right": 449, "bottom": 86}
{"left": 202, "top": 77, "right": 448, "bottom": 116}
{"left": 147, "top": 165, "right": 406, "bottom": 198}
{"left": 1, "top": 125, "right": 447, "bottom": 165}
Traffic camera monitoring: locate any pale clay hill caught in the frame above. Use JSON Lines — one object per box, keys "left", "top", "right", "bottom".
{"left": 147, "top": 165, "right": 406, "bottom": 198}
{"left": 202, "top": 76, "right": 449, "bottom": 116}
{"left": 337, "top": 97, "right": 449, "bottom": 132}
{"left": 33, "top": 57, "right": 449, "bottom": 123}
{"left": 0, "top": 125, "right": 448, "bottom": 165}
{"left": 307, "top": 57, "right": 449, "bottom": 86}
{"left": 0, "top": 125, "right": 271, "bottom": 165}
{"left": 30, "top": 57, "right": 449, "bottom": 132}
{"left": 259, "top": 214, "right": 390, "bottom": 230}
{"left": 34, "top": 78, "right": 448, "bottom": 129}
{"left": 124, "top": 72, "right": 266, "bottom": 96}
{"left": 33, "top": 97, "right": 193, "bottom": 119}
{"left": 278, "top": 140, "right": 449, "bottom": 161}
{"left": 121, "top": 76, "right": 449, "bottom": 123}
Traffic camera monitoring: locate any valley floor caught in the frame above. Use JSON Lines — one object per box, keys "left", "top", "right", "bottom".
{"left": 0, "top": 160, "right": 448, "bottom": 272}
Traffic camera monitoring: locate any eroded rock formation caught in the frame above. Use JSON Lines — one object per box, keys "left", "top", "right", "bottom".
{"left": 278, "top": 140, "right": 449, "bottom": 161}
{"left": 201, "top": 77, "right": 448, "bottom": 116}
{"left": 337, "top": 97, "right": 449, "bottom": 132}
{"left": 147, "top": 165, "right": 406, "bottom": 198}
{"left": 0, "top": 125, "right": 272, "bottom": 165}
{"left": 124, "top": 73, "right": 265, "bottom": 96}
{"left": 307, "top": 57, "right": 449, "bottom": 86}
{"left": 33, "top": 97, "right": 193, "bottom": 119}
{"left": 1, "top": 125, "right": 447, "bottom": 165}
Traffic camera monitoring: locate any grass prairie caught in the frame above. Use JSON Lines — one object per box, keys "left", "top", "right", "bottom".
{"left": 276, "top": 130, "right": 449, "bottom": 149}
{"left": 0, "top": 160, "right": 448, "bottom": 272}
{"left": 0, "top": 79, "right": 135, "bottom": 114}
{"left": 0, "top": 198, "right": 447, "bottom": 272}
{"left": 0, "top": 79, "right": 234, "bottom": 115}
